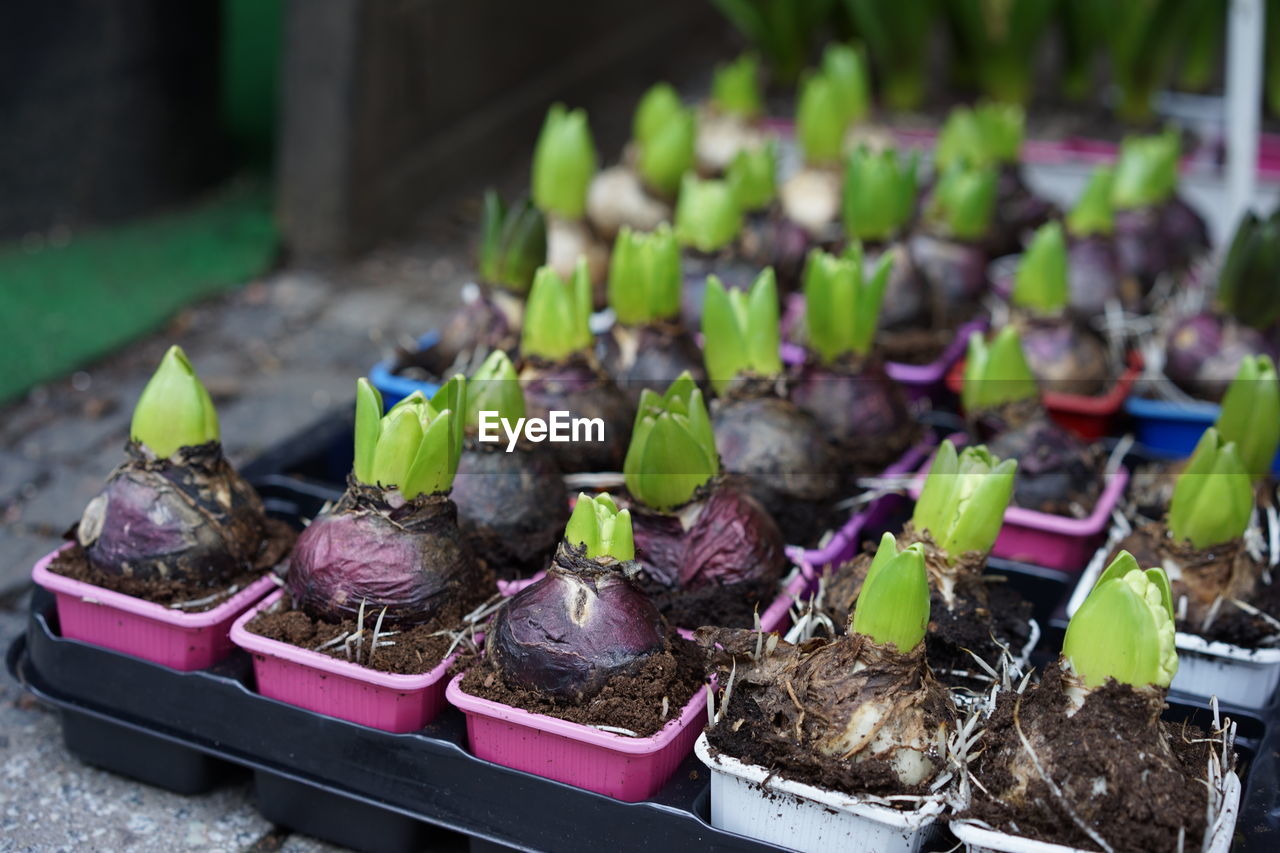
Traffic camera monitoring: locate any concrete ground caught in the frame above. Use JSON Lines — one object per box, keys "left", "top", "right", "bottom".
{"left": 0, "top": 198, "right": 482, "bottom": 852}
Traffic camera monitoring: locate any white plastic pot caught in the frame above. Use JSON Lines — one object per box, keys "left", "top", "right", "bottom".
{"left": 693, "top": 734, "right": 946, "bottom": 853}
{"left": 1068, "top": 529, "right": 1280, "bottom": 710}
{"left": 949, "top": 770, "right": 1240, "bottom": 853}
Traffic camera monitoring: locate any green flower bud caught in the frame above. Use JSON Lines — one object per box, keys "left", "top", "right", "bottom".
{"left": 478, "top": 191, "right": 547, "bottom": 293}
{"left": 726, "top": 142, "right": 778, "bottom": 212}
{"left": 1112, "top": 130, "right": 1180, "bottom": 211}
{"left": 565, "top": 492, "right": 635, "bottom": 562}
{"left": 1217, "top": 210, "right": 1280, "bottom": 330}
{"left": 935, "top": 103, "right": 1024, "bottom": 171}
{"left": 624, "top": 372, "right": 720, "bottom": 511}
{"left": 637, "top": 108, "right": 696, "bottom": 197}
{"left": 532, "top": 104, "right": 598, "bottom": 219}
{"left": 841, "top": 146, "right": 918, "bottom": 242}
{"left": 961, "top": 327, "right": 1040, "bottom": 413}
{"left": 1012, "top": 222, "right": 1069, "bottom": 314}
{"left": 675, "top": 174, "right": 744, "bottom": 253}
{"left": 1064, "top": 552, "right": 1177, "bottom": 690}
{"left": 633, "top": 83, "right": 684, "bottom": 147}
{"left": 711, "top": 54, "right": 764, "bottom": 119}
{"left": 851, "top": 534, "right": 930, "bottom": 651}
{"left": 802, "top": 243, "right": 893, "bottom": 362}
{"left": 1216, "top": 356, "right": 1280, "bottom": 481}
{"left": 822, "top": 43, "right": 871, "bottom": 125}
{"left": 464, "top": 350, "right": 525, "bottom": 431}
{"left": 927, "top": 163, "right": 997, "bottom": 240}
{"left": 1065, "top": 166, "right": 1115, "bottom": 238}
{"left": 353, "top": 375, "right": 466, "bottom": 498}
{"left": 796, "top": 73, "right": 845, "bottom": 167}
{"left": 911, "top": 441, "right": 1017, "bottom": 563}
{"left": 1168, "top": 428, "right": 1254, "bottom": 550}
{"left": 701, "top": 268, "right": 783, "bottom": 394}
{"left": 607, "top": 224, "right": 682, "bottom": 325}
{"left": 130, "top": 345, "right": 220, "bottom": 458}
{"left": 520, "top": 259, "right": 594, "bottom": 362}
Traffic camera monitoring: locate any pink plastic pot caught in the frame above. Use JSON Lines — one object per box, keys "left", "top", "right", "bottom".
{"left": 229, "top": 590, "right": 460, "bottom": 733}
{"left": 31, "top": 545, "right": 278, "bottom": 671}
{"left": 496, "top": 571, "right": 545, "bottom": 597}
{"left": 907, "top": 439, "right": 1129, "bottom": 573}
{"left": 446, "top": 673, "right": 707, "bottom": 802}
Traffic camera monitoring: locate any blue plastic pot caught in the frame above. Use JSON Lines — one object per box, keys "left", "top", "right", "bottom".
{"left": 368, "top": 331, "right": 441, "bottom": 409}
{"left": 1124, "top": 395, "right": 1280, "bottom": 473}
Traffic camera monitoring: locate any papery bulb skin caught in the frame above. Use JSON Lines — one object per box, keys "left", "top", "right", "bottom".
{"left": 78, "top": 442, "right": 279, "bottom": 587}
{"left": 1066, "top": 234, "right": 1131, "bottom": 314}
{"left": 429, "top": 289, "right": 521, "bottom": 375}
{"left": 986, "top": 413, "right": 1101, "bottom": 516}
{"left": 738, "top": 210, "right": 823, "bottom": 294}
{"left": 873, "top": 241, "right": 933, "bottom": 332}
{"left": 286, "top": 481, "right": 490, "bottom": 628}
{"left": 520, "top": 357, "right": 634, "bottom": 472}
{"left": 908, "top": 233, "right": 990, "bottom": 331}
{"left": 488, "top": 548, "right": 668, "bottom": 702}
{"left": 712, "top": 391, "right": 840, "bottom": 545}
{"left": 1017, "top": 316, "right": 1110, "bottom": 396}
{"left": 597, "top": 323, "right": 709, "bottom": 408}
{"left": 1160, "top": 195, "right": 1211, "bottom": 268}
{"left": 451, "top": 442, "right": 568, "bottom": 580}
{"left": 1164, "top": 312, "right": 1279, "bottom": 402}
{"left": 991, "top": 165, "right": 1055, "bottom": 256}
{"left": 681, "top": 252, "right": 767, "bottom": 331}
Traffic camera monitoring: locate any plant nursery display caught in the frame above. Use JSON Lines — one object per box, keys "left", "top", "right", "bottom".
{"left": 597, "top": 224, "right": 708, "bottom": 406}
{"left": 46, "top": 345, "right": 294, "bottom": 606}
{"left": 518, "top": 259, "right": 633, "bottom": 472}
{"left": 824, "top": 441, "right": 1032, "bottom": 681}
{"left": 623, "top": 373, "right": 787, "bottom": 629}
{"left": 963, "top": 327, "right": 1104, "bottom": 518}
{"left": 702, "top": 268, "right": 839, "bottom": 545}
{"left": 450, "top": 351, "right": 568, "bottom": 581}
{"left": 245, "top": 377, "right": 492, "bottom": 673}
{"left": 960, "top": 552, "right": 1237, "bottom": 853}
{"left": 459, "top": 492, "right": 702, "bottom": 735}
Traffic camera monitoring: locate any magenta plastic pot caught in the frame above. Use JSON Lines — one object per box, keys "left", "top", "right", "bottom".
{"left": 31, "top": 545, "right": 278, "bottom": 671}
{"left": 781, "top": 294, "right": 988, "bottom": 403}
{"left": 907, "top": 437, "right": 1130, "bottom": 574}
{"left": 229, "top": 590, "right": 461, "bottom": 733}
{"left": 785, "top": 435, "right": 939, "bottom": 581}
{"left": 496, "top": 572, "right": 546, "bottom": 597}
{"left": 446, "top": 672, "right": 707, "bottom": 802}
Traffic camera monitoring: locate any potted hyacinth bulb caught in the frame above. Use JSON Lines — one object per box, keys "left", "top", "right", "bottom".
{"left": 34, "top": 345, "right": 296, "bottom": 669}
{"left": 702, "top": 268, "right": 839, "bottom": 545}
{"left": 697, "top": 534, "right": 956, "bottom": 850}
{"left": 448, "top": 493, "right": 708, "bottom": 801}
{"left": 909, "top": 160, "right": 998, "bottom": 333}
{"left": 695, "top": 53, "right": 768, "bottom": 175}
{"left": 962, "top": 327, "right": 1104, "bottom": 518}
{"left": 787, "top": 244, "right": 919, "bottom": 484}
{"left": 1061, "top": 165, "right": 1139, "bottom": 314}
{"left": 449, "top": 350, "right": 568, "bottom": 581}
{"left": 531, "top": 103, "right": 609, "bottom": 292}
{"left": 825, "top": 442, "right": 1031, "bottom": 680}
{"left": 1007, "top": 221, "right": 1111, "bottom": 396}
{"left": 518, "top": 259, "right": 633, "bottom": 472}
{"left": 931, "top": 103, "right": 1051, "bottom": 256}
{"left": 422, "top": 191, "right": 546, "bottom": 380}
{"left": 597, "top": 224, "right": 707, "bottom": 406}
{"left": 840, "top": 145, "right": 930, "bottom": 335}
{"left": 624, "top": 373, "right": 786, "bottom": 629}
{"left": 1163, "top": 210, "right": 1280, "bottom": 403}
{"left": 49, "top": 345, "right": 293, "bottom": 604}
{"left": 675, "top": 173, "right": 752, "bottom": 329}
{"left": 1110, "top": 130, "right": 1209, "bottom": 290}
{"left": 729, "top": 141, "right": 814, "bottom": 290}
{"left": 778, "top": 45, "right": 871, "bottom": 244}
{"left": 586, "top": 82, "right": 693, "bottom": 239}
{"left": 961, "top": 553, "right": 1237, "bottom": 852}
{"left": 273, "top": 376, "right": 492, "bottom": 633}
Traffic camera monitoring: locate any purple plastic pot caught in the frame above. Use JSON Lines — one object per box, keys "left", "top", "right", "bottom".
{"left": 32, "top": 545, "right": 278, "bottom": 671}
{"left": 781, "top": 294, "right": 988, "bottom": 402}
{"left": 446, "top": 673, "right": 707, "bottom": 802}
{"left": 907, "top": 436, "right": 1129, "bottom": 574}
{"left": 230, "top": 590, "right": 463, "bottom": 732}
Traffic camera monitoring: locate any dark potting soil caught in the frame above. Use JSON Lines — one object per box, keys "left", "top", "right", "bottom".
{"left": 245, "top": 593, "right": 468, "bottom": 675}
{"left": 965, "top": 661, "right": 1216, "bottom": 853}
{"left": 1112, "top": 523, "right": 1279, "bottom": 649}
{"left": 47, "top": 521, "right": 294, "bottom": 612}
{"left": 636, "top": 573, "right": 783, "bottom": 632}
{"left": 458, "top": 632, "right": 704, "bottom": 737}
{"left": 879, "top": 327, "right": 953, "bottom": 366}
